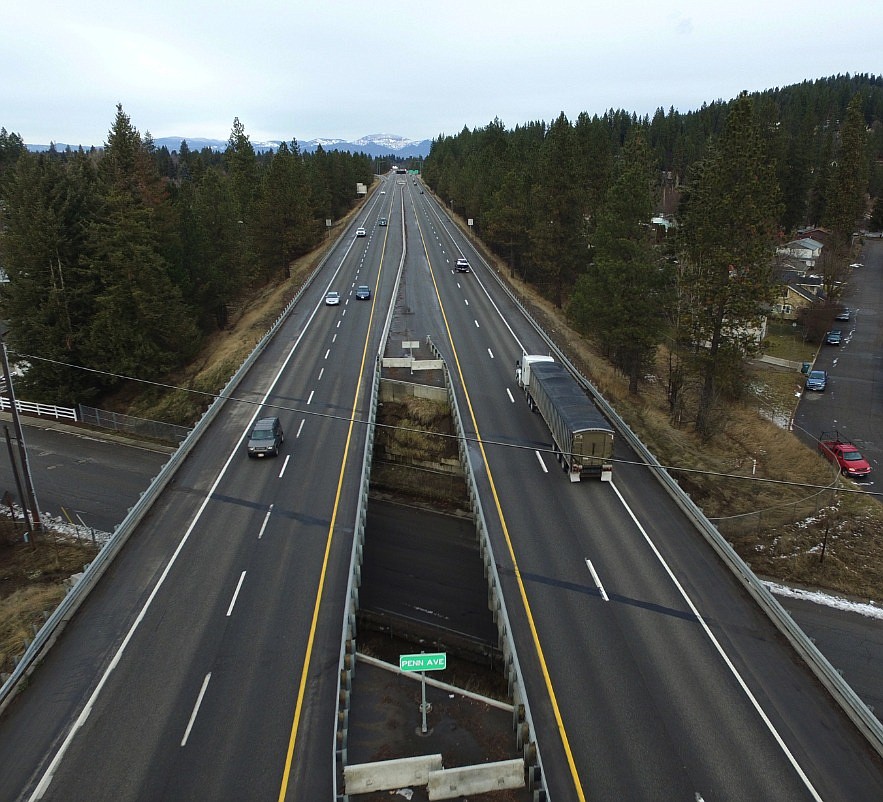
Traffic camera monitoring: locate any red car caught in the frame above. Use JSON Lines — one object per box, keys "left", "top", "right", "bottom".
{"left": 818, "top": 436, "right": 872, "bottom": 478}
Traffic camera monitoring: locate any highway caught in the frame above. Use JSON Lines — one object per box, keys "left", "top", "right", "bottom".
{"left": 0, "top": 181, "right": 405, "bottom": 800}
{"left": 399, "top": 188, "right": 883, "bottom": 799}
{"left": 0, "top": 178, "right": 882, "bottom": 801}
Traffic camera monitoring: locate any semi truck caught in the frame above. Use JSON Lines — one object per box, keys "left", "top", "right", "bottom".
{"left": 516, "top": 354, "right": 614, "bottom": 482}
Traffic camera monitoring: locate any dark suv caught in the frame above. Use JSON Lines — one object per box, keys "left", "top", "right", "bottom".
{"left": 247, "top": 416, "right": 284, "bottom": 457}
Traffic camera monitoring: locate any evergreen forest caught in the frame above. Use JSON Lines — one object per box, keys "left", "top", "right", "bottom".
{"left": 422, "top": 74, "right": 883, "bottom": 436}
{"left": 0, "top": 105, "right": 378, "bottom": 404}
{"left": 1, "top": 75, "right": 882, "bottom": 438}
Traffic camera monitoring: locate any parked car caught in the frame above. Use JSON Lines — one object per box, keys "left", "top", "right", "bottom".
{"left": 356, "top": 227, "right": 366, "bottom": 237}
{"left": 818, "top": 433, "right": 872, "bottom": 478}
{"left": 325, "top": 291, "right": 340, "bottom": 305}
{"left": 355, "top": 285, "right": 371, "bottom": 300}
{"left": 247, "top": 416, "right": 284, "bottom": 458}
{"left": 455, "top": 257, "right": 471, "bottom": 273}
{"left": 835, "top": 307, "right": 851, "bottom": 321}
{"left": 825, "top": 329, "right": 842, "bottom": 345}
{"left": 804, "top": 370, "right": 828, "bottom": 391}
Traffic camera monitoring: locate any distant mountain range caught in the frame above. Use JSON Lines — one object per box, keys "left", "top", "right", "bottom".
{"left": 26, "top": 133, "right": 432, "bottom": 158}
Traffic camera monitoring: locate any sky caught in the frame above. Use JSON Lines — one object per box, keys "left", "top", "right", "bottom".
{"left": 3, "top": 0, "right": 881, "bottom": 148}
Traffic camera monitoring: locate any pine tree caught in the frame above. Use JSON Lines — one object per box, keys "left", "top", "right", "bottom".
{"left": 824, "top": 95, "right": 869, "bottom": 249}
{"left": 83, "top": 106, "right": 199, "bottom": 384}
{"left": 676, "top": 92, "right": 783, "bottom": 439}
{"left": 528, "top": 113, "right": 586, "bottom": 306}
{"left": 253, "top": 141, "right": 315, "bottom": 279}
{"left": 569, "top": 132, "right": 671, "bottom": 394}
{"left": 0, "top": 151, "right": 102, "bottom": 399}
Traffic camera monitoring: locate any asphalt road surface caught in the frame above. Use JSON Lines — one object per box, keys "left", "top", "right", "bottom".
{"left": 794, "top": 238, "right": 883, "bottom": 482}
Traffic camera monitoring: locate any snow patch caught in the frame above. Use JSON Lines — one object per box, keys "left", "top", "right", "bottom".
{"left": 765, "top": 581, "right": 883, "bottom": 620}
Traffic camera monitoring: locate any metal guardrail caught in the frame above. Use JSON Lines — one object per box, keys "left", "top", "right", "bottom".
{"left": 423, "top": 336, "right": 548, "bottom": 799}
{"left": 334, "top": 202, "right": 408, "bottom": 799}
{"left": 0, "top": 243, "right": 339, "bottom": 714}
{"left": 475, "top": 252, "right": 883, "bottom": 760}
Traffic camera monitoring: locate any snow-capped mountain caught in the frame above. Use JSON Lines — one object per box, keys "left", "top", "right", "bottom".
{"left": 27, "top": 133, "right": 432, "bottom": 158}
{"left": 300, "top": 133, "right": 431, "bottom": 158}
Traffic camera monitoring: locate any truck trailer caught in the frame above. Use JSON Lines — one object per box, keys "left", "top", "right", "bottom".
{"left": 516, "top": 355, "right": 614, "bottom": 482}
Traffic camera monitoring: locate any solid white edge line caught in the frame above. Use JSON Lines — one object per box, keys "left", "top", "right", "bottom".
{"left": 181, "top": 673, "right": 212, "bottom": 747}
{"left": 226, "top": 571, "right": 247, "bottom": 617}
{"left": 28, "top": 288, "right": 323, "bottom": 800}
{"left": 609, "top": 481, "right": 823, "bottom": 801}
{"left": 585, "top": 559, "right": 609, "bottom": 602}
{"left": 535, "top": 450, "right": 549, "bottom": 473}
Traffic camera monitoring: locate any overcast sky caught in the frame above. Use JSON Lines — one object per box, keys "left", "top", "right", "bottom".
{"left": 4, "top": 1, "right": 880, "bottom": 147}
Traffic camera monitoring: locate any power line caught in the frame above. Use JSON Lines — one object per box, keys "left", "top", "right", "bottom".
{"left": 13, "top": 350, "right": 879, "bottom": 498}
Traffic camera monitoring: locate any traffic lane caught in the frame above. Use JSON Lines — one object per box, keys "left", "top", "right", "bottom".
{"left": 0, "top": 418, "right": 170, "bottom": 533}
{"left": 0, "top": 422, "right": 247, "bottom": 802}
{"left": 424, "top": 244, "right": 880, "bottom": 790}
{"left": 409, "top": 199, "right": 829, "bottom": 795}
{"left": 613, "top": 454, "right": 883, "bottom": 799}
{"left": 36, "top": 372, "right": 366, "bottom": 800}
{"left": 488, "top": 449, "right": 815, "bottom": 800}
{"left": 779, "top": 595, "right": 883, "bottom": 715}
{"left": 4, "top": 275, "right": 377, "bottom": 798}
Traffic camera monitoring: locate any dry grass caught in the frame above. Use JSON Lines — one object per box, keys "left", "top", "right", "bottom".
{"left": 460, "top": 231, "right": 883, "bottom": 602}
{"left": 7, "top": 200, "right": 882, "bottom": 680}
{"left": 0, "top": 526, "right": 99, "bottom": 672}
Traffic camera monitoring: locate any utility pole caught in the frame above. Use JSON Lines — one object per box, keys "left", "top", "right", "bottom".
{"left": 4, "top": 425, "right": 32, "bottom": 541}
{"left": 0, "top": 332, "right": 42, "bottom": 533}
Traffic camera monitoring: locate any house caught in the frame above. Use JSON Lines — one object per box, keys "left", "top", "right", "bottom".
{"left": 776, "top": 237, "right": 824, "bottom": 267}
{"left": 796, "top": 226, "right": 831, "bottom": 245}
{"left": 773, "top": 270, "right": 825, "bottom": 320}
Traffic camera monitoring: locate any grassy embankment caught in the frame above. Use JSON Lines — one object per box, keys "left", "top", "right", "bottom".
{"left": 3, "top": 199, "right": 882, "bottom": 672}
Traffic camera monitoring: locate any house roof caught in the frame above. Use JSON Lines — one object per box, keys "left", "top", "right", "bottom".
{"left": 788, "top": 237, "right": 824, "bottom": 251}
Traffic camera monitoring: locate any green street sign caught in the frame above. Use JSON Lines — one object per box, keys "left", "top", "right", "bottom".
{"left": 399, "top": 652, "right": 447, "bottom": 672}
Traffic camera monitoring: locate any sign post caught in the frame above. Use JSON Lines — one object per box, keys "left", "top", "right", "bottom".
{"left": 399, "top": 652, "right": 447, "bottom": 734}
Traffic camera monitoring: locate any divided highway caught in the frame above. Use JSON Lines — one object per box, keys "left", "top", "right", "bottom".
{"left": 0, "top": 176, "right": 882, "bottom": 801}
{"left": 0, "top": 184, "right": 405, "bottom": 800}
{"left": 400, "top": 187, "right": 883, "bottom": 799}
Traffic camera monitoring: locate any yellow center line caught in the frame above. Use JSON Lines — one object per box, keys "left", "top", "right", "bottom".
{"left": 277, "top": 198, "right": 395, "bottom": 800}
{"left": 413, "top": 214, "right": 587, "bottom": 800}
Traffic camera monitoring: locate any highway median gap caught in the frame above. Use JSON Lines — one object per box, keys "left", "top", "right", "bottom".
{"left": 340, "top": 369, "right": 532, "bottom": 800}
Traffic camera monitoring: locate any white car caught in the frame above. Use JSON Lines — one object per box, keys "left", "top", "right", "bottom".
{"left": 356, "top": 228, "right": 366, "bottom": 237}
{"left": 325, "top": 291, "right": 340, "bottom": 305}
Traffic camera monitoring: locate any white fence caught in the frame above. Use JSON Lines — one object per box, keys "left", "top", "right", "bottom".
{"left": 0, "top": 396, "right": 77, "bottom": 422}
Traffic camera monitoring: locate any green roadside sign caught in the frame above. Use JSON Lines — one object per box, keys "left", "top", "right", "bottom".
{"left": 399, "top": 652, "right": 446, "bottom": 672}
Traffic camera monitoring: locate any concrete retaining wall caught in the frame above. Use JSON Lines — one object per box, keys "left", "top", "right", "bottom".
{"left": 344, "top": 754, "right": 443, "bottom": 794}
{"left": 427, "top": 758, "right": 525, "bottom": 800}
